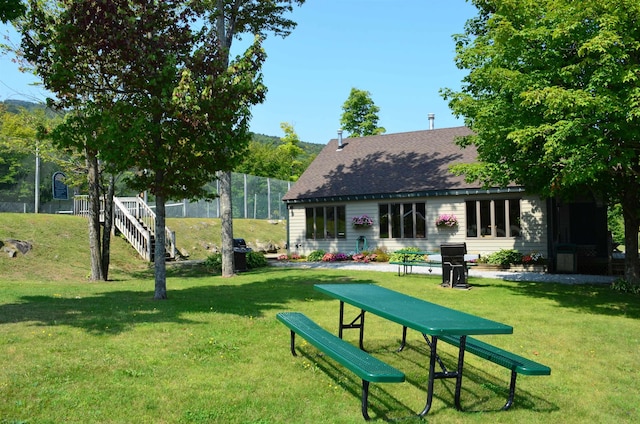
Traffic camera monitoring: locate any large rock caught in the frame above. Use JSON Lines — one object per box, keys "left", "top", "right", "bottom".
{"left": 2, "top": 239, "right": 33, "bottom": 257}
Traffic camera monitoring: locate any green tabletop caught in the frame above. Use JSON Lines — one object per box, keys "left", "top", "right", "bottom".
{"left": 314, "top": 283, "right": 513, "bottom": 337}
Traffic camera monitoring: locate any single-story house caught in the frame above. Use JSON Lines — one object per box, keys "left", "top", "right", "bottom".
{"left": 282, "top": 126, "right": 610, "bottom": 274}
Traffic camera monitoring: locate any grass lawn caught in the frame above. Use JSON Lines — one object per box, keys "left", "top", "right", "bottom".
{"left": 1, "top": 214, "right": 638, "bottom": 423}
{"left": 1, "top": 266, "right": 639, "bottom": 423}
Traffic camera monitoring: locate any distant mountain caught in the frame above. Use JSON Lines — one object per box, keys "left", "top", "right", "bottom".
{"left": 2, "top": 99, "right": 59, "bottom": 118}
{"left": 2, "top": 100, "right": 325, "bottom": 161}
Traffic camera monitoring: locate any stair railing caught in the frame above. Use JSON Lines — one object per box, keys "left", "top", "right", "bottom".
{"left": 114, "top": 197, "right": 177, "bottom": 261}
{"left": 113, "top": 197, "right": 153, "bottom": 261}
{"left": 74, "top": 195, "right": 176, "bottom": 262}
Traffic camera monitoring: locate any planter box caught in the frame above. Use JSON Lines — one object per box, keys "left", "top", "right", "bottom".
{"left": 508, "top": 264, "right": 547, "bottom": 273}
{"left": 473, "top": 263, "right": 507, "bottom": 271}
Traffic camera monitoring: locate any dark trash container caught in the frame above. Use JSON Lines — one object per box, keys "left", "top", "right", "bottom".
{"left": 233, "top": 238, "right": 252, "bottom": 272}
{"left": 440, "top": 243, "right": 469, "bottom": 288}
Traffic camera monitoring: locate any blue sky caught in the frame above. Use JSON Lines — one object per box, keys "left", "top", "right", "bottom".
{"left": 0, "top": 0, "right": 478, "bottom": 144}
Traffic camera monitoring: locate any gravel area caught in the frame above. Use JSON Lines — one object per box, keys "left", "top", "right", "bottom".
{"left": 269, "top": 260, "right": 617, "bottom": 285}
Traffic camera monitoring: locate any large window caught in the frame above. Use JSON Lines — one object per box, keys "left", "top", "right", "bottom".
{"left": 305, "top": 206, "right": 346, "bottom": 239}
{"left": 466, "top": 199, "right": 521, "bottom": 238}
{"left": 379, "top": 202, "right": 426, "bottom": 239}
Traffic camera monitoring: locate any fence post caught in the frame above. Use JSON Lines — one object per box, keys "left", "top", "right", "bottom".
{"left": 267, "top": 178, "right": 271, "bottom": 220}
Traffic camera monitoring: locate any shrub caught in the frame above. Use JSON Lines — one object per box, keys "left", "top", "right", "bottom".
{"left": 204, "top": 253, "right": 222, "bottom": 273}
{"left": 321, "top": 253, "right": 336, "bottom": 262}
{"left": 611, "top": 278, "right": 640, "bottom": 294}
{"left": 334, "top": 252, "right": 350, "bottom": 261}
{"left": 389, "top": 247, "right": 424, "bottom": 262}
{"left": 486, "top": 249, "right": 522, "bottom": 266}
{"left": 205, "top": 252, "right": 267, "bottom": 272}
{"left": 371, "top": 247, "right": 389, "bottom": 262}
{"left": 246, "top": 251, "right": 268, "bottom": 269}
{"left": 307, "top": 250, "right": 325, "bottom": 262}
{"left": 353, "top": 252, "right": 378, "bottom": 263}
{"left": 521, "top": 251, "right": 546, "bottom": 265}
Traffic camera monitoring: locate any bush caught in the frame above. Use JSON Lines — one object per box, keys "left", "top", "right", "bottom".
{"left": 389, "top": 247, "right": 425, "bottom": 262}
{"left": 352, "top": 252, "right": 377, "bottom": 263}
{"left": 486, "top": 249, "right": 522, "bottom": 266}
{"left": 307, "top": 250, "right": 325, "bottom": 262}
{"left": 204, "top": 253, "right": 222, "bottom": 273}
{"left": 371, "top": 247, "right": 389, "bottom": 262}
{"left": 204, "top": 251, "right": 267, "bottom": 273}
{"left": 246, "top": 251, "right": 268, "bottom": 269}
{"left": 322, "top": 253, "right": 336, "bottom": 262}
{"left": 611, "top": 278, "right": 640, "bottom": 294}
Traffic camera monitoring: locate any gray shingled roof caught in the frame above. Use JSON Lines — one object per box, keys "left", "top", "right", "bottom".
{"left": 283, "top": 126, "right": 485, "bottom": 203}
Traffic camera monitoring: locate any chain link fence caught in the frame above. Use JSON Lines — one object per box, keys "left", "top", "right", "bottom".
{"left": 0, "top": 156, "right": 291, "bottom": 220}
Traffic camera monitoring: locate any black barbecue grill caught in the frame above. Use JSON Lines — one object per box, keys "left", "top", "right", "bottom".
{"left": 440, "top": 243, "right": 469, "bottom": 288}
{"left": 233, "top": 238, "right": 252, "bottom": 272}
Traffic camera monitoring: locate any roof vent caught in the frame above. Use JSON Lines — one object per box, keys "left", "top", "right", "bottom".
{"left": 428, "top": 113, "right": 435, "bottom": 130}
{"left": 337, "top": 129, "right": 343, "bottom": 150}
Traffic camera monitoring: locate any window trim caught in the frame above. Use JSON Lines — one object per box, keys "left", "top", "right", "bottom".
{"left": 379, "top": 202, "right": 427, "bottom": 239}
{"left": 305, "top": 205, "right": 346, "bottom": 240}
{"left": 466, "top": 198, "right": 521, "bottom": 238}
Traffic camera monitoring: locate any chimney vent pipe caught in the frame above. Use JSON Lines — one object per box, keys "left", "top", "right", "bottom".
{"left": 337, "top": 129, "right": 343, "bottom": 150}
{"left": 428, "top": 113, "right": 435, "bottom": 130}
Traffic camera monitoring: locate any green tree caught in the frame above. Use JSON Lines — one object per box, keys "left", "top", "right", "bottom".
{"left": 203, "top": 0, "right": 305, "bottom": 277}
{"left": 0, "top": 104, "right": 62, "bottom": 205}
{"left": 20, "top": 0, "right": 267, "bottom": 296}
{"left": 236, "top": 126, "right": 315, "bottom": 181}
{"left": 340, "top": 87, "right": 386, "bottom": 137}
{"left": 276, "top": 122, "right": 304, "bottom": 180}
{"left": 442, "top": 0, "right": 640, "bottom": 284}
{"left": 0, "top": 0, "right": 25, "bottom": 22}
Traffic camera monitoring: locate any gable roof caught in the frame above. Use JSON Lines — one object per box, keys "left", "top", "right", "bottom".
{"left": 283, "top": 126, "right": 510, "bottom": 203}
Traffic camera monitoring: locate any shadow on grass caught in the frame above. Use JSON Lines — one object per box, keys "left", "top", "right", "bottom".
{"left": 295, "top": 347, "right": 418, "bottom": 422}
{"left": 0, "top": 268, "right": 375, "bottom": 335}
{"left": 494, "top": 281, "right": 640, "bottom": 319}
{"left": 399, "top": 340, "right": 558, "bottom": 414}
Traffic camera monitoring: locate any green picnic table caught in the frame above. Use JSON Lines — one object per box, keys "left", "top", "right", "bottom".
{"left": 314, "top": 283, "right": 513, "bottom": 416}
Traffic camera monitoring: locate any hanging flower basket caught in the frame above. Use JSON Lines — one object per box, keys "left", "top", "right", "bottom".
{"left": 435, "top": 214, "right": 458, "bottom": 228}
{"left": 352, "top": 214, "right": 374, "bottom": 228}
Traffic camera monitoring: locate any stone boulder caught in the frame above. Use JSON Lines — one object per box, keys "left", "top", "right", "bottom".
{"left": 1, "top": 239, "right": 33, "bottom": 257}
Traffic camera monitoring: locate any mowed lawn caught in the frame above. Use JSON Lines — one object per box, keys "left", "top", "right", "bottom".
{"left": 1, "top": 264, "right": 639, "bottom": 423}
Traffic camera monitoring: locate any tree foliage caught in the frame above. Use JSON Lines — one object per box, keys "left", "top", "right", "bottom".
{"left": 443, "top": 0, "right": 640, "bottom": 283}
{"left": 0, "top": 0, "right": 25, "bottom": 22}
{"left": 340, "top": 87, "right": 385, "bottom": 137}
{"left": 19, "top": 0, "right": 269, "bottom": 295}
{"left": 200, "top": 0, "right": 304, "bottom": 277}
{"left": 0, "top": 103, "right": 62, "bottom": 197}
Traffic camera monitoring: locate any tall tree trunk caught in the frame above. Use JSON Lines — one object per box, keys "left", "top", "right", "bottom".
{"left": 219, "top": 171, "right": 235, "bottom": 277}
{"left": 86, "top": 147, "right": 104, "bottom": 281}
{"left": 622, "top": 188, "right": 640, "bottom": 285}
{"left": 154, "top": 191, "right": 168, "bottom": 299}
{"left": 101, "top": 173, "right": 115, "bottom": 281}
{"left": 216, "top": 2, "right": 236, "bottom": 278}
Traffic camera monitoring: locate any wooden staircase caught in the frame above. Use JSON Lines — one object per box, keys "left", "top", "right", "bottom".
{"left": 74, "top": 196, "right": 177, "bottom": 262}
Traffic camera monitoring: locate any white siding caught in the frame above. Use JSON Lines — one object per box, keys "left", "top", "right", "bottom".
{"left": 287, "top": 195, "right": 548, "bottom": 260}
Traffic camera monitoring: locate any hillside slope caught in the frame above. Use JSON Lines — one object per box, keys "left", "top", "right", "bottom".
{"left": 0, "top": 214, "right": 287, "bottom": 282}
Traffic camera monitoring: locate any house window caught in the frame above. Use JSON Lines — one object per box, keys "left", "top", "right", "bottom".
{"left": 379, "top": 202, "right": 426, "bottom": 239}
{"left": 466, "top": 199, "right": 521, "bottom": 238}
{"left": 305, "top": 206, "right": 346, "bottom": 239}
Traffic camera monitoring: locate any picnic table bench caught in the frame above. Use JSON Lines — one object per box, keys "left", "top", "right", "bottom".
{"left": 438, "top": 334, "right": 551, "bottom": 410}
{"left": 276, "top": 312, "right": 405, "bottom": 420}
